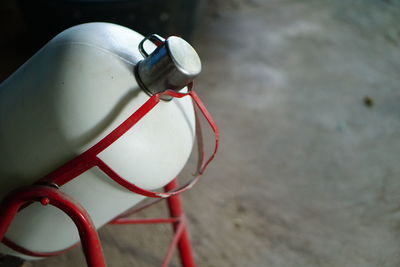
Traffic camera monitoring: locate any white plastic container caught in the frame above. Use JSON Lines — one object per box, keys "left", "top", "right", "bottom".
{"left": 0, "top": 22, "right": 198, "bottom": 258}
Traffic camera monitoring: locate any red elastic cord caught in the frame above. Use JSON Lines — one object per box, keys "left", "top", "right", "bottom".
{"left": 38, "top": 85, "right": 219, "bottom": 198}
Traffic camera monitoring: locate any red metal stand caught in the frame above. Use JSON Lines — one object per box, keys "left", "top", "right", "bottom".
{"left": 0, "top": 87, "right": 218, "bottom": 266}
{"left": 110, "top": 178, "right": 197, "bottom": 267}
{"left": 165, "top": 180, "right": 196, "bottom": 267}
{"left": 0, "top": 179, "right": 196, "bottom": 267}
{"left": 0, "top": 185, "right": 106, "bottom": 267}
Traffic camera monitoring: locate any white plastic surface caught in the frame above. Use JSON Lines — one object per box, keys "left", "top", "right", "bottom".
{"left": 0, "top": 23, "right": 195, "bottom": 258}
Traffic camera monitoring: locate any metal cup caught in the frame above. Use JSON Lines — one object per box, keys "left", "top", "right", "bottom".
{"left": 135, "top": 34, "right": 202, "bottom": 98}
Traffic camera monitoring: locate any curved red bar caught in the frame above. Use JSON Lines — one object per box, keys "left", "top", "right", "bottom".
{"left": 0, "top": 186, "right": 107, "bottom": 267}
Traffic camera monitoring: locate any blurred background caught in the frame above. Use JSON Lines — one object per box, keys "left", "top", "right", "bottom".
{"left": 1, "top": 0, "right": 400, "bottom": 266}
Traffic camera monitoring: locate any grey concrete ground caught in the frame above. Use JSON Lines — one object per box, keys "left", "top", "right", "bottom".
{"left": 2, "top": 0, "right": 400, "bottom": 266}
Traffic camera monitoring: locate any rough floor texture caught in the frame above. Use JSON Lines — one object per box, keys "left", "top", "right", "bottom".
{"left": 1, "top": 0, "right": 399, "bottom": 266}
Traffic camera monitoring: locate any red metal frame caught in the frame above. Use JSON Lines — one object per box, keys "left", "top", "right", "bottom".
{"left": 110, "top": 178, "right": 196, "bottom": 267}
{"left": 0, "top": 185, "right": 106, "bottom": 267}
{"left": 0, "top": 179, "right": 196, "bottom": 267}
{"left": 0, "top": 84, "right": 218, "bottom": 266}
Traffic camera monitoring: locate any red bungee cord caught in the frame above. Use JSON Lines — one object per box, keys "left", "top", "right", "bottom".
{"left": 38, "top": 83, "right": 219, "bottom": 198}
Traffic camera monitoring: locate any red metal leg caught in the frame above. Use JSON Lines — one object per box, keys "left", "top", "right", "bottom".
{"left": 0, "top": 185, "right": 107, "bottom": 267}
{"left": 109, "top": 178, "right": 197, "bottom": 267}
{"left": 164, "top": 179, "right": 196, "bottom": 267}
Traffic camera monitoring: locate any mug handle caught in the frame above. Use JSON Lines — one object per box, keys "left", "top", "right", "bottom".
{"left": 138, "top": 34, "right": 165, "bottom": 57}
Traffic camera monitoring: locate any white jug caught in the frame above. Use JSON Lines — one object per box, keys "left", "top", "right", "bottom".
{"left": 0, "top": 22, "right": 200, "bottom": 259}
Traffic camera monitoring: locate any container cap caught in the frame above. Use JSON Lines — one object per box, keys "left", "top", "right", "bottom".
{"left": 135, "top": 34, "right": 202, "bottom": 97}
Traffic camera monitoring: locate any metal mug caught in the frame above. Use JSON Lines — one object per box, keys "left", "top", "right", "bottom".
{"left": 135, "top": 34, "right": 202, "bottom": 99}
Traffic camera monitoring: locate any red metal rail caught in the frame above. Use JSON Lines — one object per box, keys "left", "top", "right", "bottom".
{"left": 0, "top": 185, "right": 106, "bottom": 267}
{"left": 0, "top": 179, "right": 196, "bottom": 267}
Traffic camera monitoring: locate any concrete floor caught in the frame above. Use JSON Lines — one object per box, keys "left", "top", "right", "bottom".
{"left": 2, "top": 0, "right": 400, "bottom": 266}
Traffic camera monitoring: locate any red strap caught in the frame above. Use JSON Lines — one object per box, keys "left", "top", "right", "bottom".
{"left": 189, "top": 90, "right": 219, "bottom": 174}
{"left": 38, "top": 85, "right": 219, "bottom": 198}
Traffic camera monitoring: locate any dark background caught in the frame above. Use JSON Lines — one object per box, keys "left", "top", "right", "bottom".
{"left": 0, "top": 0, "right": 205, "bottom": 80}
